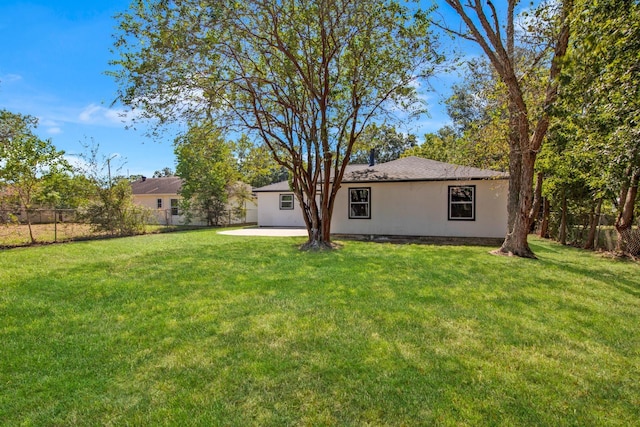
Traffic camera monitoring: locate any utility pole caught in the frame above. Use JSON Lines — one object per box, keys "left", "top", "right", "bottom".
{"left": 106, "top": 154, "right": 117, "bottom": 188}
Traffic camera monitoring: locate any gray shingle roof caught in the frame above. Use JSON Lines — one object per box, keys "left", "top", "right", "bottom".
{"left": 252, "top": 164, "right": 369, "bottom": 192}
{"left": 343, "top": 156, "right": 508, "bottom": 182}
{"left": 131, "top": 177, "right": 182, "bottom": 195}
{"left": 253, "top": 157, "right": 508, "bottom": 192}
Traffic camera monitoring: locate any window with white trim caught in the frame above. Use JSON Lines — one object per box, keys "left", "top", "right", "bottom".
{"left": 157, "top": 198, "right": 163, "bottom": 209}
{"left": 448, "top": 185, "right": 475, "bottom": 220}
{"left": 349, "top": 187, "right": 371, "bottom": 219}
{"left": 279, "top": 194, "right": 294, "bottom": 210}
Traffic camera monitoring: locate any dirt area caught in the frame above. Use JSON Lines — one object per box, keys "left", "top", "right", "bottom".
{"left": 0, "top": 223, "right": 99, "bottom": 247}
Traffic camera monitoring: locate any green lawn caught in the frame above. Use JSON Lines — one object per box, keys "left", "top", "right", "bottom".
{"left": 1, "top": 230, "right": 638, "bottom": 426}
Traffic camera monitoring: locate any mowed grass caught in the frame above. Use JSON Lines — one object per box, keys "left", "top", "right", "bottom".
{"left": 0, "top": 230, "right": 638, "bottom": 426}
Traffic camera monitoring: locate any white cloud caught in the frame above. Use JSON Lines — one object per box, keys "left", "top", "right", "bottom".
{"left": 47, "top": 127, "right": 62, "bottom": 135}
{"left": 0, "top": 73, "right": 23, "bottom": 83}
{"left": 78, "top": 103, "right": 140, "bottom": 126}
{"left": 39, "top": 119, "right": 63, "bottom": 135}
{"left": 64, "top": 154, "right": 90, "bottom": 172}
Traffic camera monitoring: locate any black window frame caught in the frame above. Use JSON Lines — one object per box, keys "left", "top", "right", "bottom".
{"left": 157, "top": 198, "right": 163, "bottom": 209}
{"left": 279, "top": 194, "right": 294, "bottom": 210}
{"left": 349, "top": 187, "right": 371, "bottom": 219}
{"left": 448, "top": 185, "right": 476, "bottom": 221}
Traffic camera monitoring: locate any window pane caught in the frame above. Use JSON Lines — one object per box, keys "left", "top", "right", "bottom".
{"left": 450, "top": 203, "right": 473, "bottom": 219}
{"left": 280, "top": 194, "right": 294, "bottom": 210}
{"left": 350, "top": 203, "right": 369, "bottom": 218}
{"left": 349, "top": 188, "right": 370, "bottom": 219}
{"left": 450, "top": 187, "right": 473, "bottom": 202}
{"left": 350, "top": 189, "right": 369, "bottom": 203}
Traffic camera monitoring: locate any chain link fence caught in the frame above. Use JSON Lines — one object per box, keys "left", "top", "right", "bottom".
{"left": 539, "top": 211, "right": 620, "bottom": 251}
{"left": 0, "top": 209, "right": 97, "bottom": 247}
{"left": 1, "top": 207, "right": 258, "bottom": 248}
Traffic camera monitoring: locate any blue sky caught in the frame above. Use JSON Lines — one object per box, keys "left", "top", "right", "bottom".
{"left": 0, "top": 0, "right": 461, "bottom": 177}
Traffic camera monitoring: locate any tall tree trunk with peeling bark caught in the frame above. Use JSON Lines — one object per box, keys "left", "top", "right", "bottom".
{"left": 443, "top": 0, "right": 572, "bottom": 257}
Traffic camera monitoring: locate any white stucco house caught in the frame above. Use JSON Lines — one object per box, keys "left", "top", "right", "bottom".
{"left": 253, "top": 156, "right": 509, "bottom": 239}
{"left": 131, "top": 176, "right": 258, "bottom": 226}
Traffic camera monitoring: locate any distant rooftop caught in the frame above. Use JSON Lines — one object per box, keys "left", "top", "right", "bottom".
{"left": 130, "top": 176, "right": 182, "bottom": 195}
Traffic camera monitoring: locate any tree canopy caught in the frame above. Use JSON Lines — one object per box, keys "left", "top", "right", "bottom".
{"left": 0, "top": 110, "right": 71, "bottom": 243}
{"left": 111, "top": 0, "right": 441, "bottom": 249}
{"left": 174, "top": 123, "right": 240, "bottom": 226}
{"left": 548, "top": 0, "right": 640, "bottom": 254}
{"left": 350, "top": 124, "right": 418, "bottom": 165}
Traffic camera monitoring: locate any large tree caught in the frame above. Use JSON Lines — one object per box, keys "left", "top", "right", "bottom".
{"left": 111, "top": 0, "right": 440, "bottom": 249}
{"left": 175, "top": 123, "right": 240, "bottom": 226}
{"left": 441, "top": 0, "right": 572, "bottom": 257}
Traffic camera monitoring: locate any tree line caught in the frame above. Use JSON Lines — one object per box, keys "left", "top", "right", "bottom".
{"left": 0, "top": 109, "right": 287, "bottom": 243}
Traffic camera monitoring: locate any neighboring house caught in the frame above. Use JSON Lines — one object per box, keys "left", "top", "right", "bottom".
{"left": 131, "top": 176, "right": 257, "bottom": 226}
{"left": 253, "top": 156, "right": 509, "bottom": 239}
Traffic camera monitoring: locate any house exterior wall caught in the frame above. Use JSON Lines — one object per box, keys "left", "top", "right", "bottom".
{"left": 331, "top": 179, "right": 508, "bottom": 238}
{"left": 257, "top": 179, "right": 508, "bottom": 238}
{"left": 256, "top": 192, "right": 307, "bottom": 227}
{"left": 132, "top": 194, "right": 189, "bottom": 225}
{"left": 132, "top": 194, "right": 258, "bottom": 226}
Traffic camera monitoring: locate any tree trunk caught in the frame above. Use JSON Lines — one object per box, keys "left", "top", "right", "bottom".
{"left": 559, "top": 189, "right": 567, "bottom": 245}
{"left": 444, "top": 0, "right": 571, "bottom": 259}
{"left": 540, "top": 197, "right": 550, "bottom": 238}
{"left": 584, "top": 198, "right": 602, "bottom": 250}
{"left": 529, "top": 172, "right": 544, "bottom": 232}
{"left": 298, "top": 175, "right": 336, "bottom": 251}
{"left": 498, "top": 144, "right": 535, "bottom": 258}
{"left": 25, "top": 209, "right": 35, "bottom": 244}
{"left": 615, "top": 168, "right": 639, "bottom": 254}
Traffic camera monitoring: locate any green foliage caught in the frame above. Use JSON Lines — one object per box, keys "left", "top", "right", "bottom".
{"left": 558, "top": 0, "right": 640, "bottom": 188}
{"left": 0, "top": 109, "right": 38, "bottom": 144}
{"left": 0, "top": 110, "right": 71, "bottom": 243}
{"left": 152, "top": 167, "right": 174, "bottom": 178}
{"left": 233, "top": 135, "right": 288, "bottom": 188}
{"left": 1, "top": 231, "right": 639, "bottom": 425}
{"left": 403, "top": 126, "right": 459, "bottom": 163}
{"left": 73, "top": 140, "right": 150, "bottom": 236}
{"left": 350, "top": 124, "right": 417, "bottom": 164}
{"left": 79, "top": 179, "right": 151, "bottom": 236}
{"left": 175, "top": 123, "right": 239, "bottom": 226}
{"left": 35, "top": 173, "right": 95, "bottom": 210}
{"left": 543, "top": 0, "right": 640, "bottom": 251}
